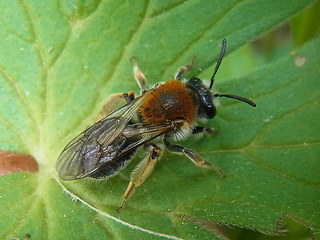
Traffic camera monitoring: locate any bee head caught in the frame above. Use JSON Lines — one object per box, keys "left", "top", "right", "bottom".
{"left": 186, "top": 77, "right": 216, "bottom": 119}
{"left": 186, "top": 39, "right": 256, "bottom": 120}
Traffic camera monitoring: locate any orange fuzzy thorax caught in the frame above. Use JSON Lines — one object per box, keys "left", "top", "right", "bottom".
{"left": 139, "top": 80, "right": 196, "bottom": 124}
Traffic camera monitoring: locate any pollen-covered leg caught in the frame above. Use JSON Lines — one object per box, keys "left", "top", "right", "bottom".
{"left": 130, "top": 57, "right": 148, "bottom": 92}
{"left": 164, "top": 140, "right": 225, "bottom": 177}
{"left": 95, "top": 92, "right": 135, "bottom": 122}
{"left": 116, "top": 145, "right": 162, "bottom": 212}
{"left": 175, "top": 56, "right": 195, "bottom": 80}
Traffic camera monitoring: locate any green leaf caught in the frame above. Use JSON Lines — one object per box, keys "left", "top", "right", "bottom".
{"left": 0, "top": 0, "right": 318, "bottom": 239}
{"left": 291, "top": 0, "right": 320, "bottom": 46}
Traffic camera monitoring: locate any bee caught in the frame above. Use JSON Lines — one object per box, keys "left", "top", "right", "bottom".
{"left": 56, "top": 39, "right": 256, "bottom": 211}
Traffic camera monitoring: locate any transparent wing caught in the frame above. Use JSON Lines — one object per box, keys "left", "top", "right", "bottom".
{"left": 56, "top": 95, "right": 146, "bottom": 180}
{"left": 82, "top": 121, "right": 175, "bottom": 179}
{"left": 56, "top": 95, "right": 175, "bottom": 180}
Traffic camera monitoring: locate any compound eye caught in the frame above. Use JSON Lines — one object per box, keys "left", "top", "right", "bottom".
{"left": 205, "top": 105, "right": 216, "bottom": 119}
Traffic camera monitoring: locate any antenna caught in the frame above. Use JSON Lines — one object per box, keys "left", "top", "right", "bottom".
{"left": 214, "top": 94, "right": 256, "bottom": 107}
{"left": 209, "top": 39, "right": 227, "bottom": 89}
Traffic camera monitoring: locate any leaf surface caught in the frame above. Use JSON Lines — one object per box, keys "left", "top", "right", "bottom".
{"left": 0, "top": 0, "right": 318, "bottom": 239}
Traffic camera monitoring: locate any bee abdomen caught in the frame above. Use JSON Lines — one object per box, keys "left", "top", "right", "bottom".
{"left": 90, "top": 149, "right": 137, "bottom": 179}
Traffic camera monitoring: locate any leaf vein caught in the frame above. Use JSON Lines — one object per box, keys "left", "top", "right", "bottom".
{"left": 56, "top": 0, "right": 152, "bottom": 142}
{"left": 148, "top": 0, "right": 187, "bottom": 18}
{"left": 0, "top": 194, "right": 36, "bottom": 237}
{"left": 0, "top": 65, "right": 40, "bottom": 136}
{"left": 157, "top": 0, "right": 246, "bottom": 81}
{"left": 0, "top": 114, "right": 32, "bottom": 152}
{"left": 241, "top": 149, "right": 320, "bottom": 189}
{"left": 21, "top": 0, "right": 49, "bottom": 122}
{"left": 55, "top": 177, "right": 184, "bottom": 240}
{"left": 250, "top": 99, "right": 319, "bottom": 146}
{"left": 251, "top": 141, "right": 320, "bottom": 149}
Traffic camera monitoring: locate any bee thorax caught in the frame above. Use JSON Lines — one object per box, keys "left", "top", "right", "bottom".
{"left": 139, "top": 80, "right": 197, "bottom": 124}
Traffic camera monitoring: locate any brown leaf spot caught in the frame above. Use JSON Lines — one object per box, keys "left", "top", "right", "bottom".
{"left": 0, "top": 150, "right": 38, "bottom": 176}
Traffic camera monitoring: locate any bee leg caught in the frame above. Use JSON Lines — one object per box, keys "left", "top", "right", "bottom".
{"left": 192, "top": 126, "right": 217, "bottom": 135}
{"left": 164, "top": 140, "right": 225, "bottom": 177}
{"left": 122, "top": 91, "right": 135, "bottom": 103}
{"left": 117, "top": 145, "right": 162, "bottom": 212}
{"left": 130, "top": 57, "right": 148, "bottom": 92}
{"left": 175, "top": 56, "right": 195, "bottom": 80}
{"left": 95, "top": 92, "right": 135, "bottom": 122}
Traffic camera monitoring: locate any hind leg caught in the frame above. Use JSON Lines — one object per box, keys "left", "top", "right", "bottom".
{"left": 117, "top": 145, "right": 162, "bottom": 212}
